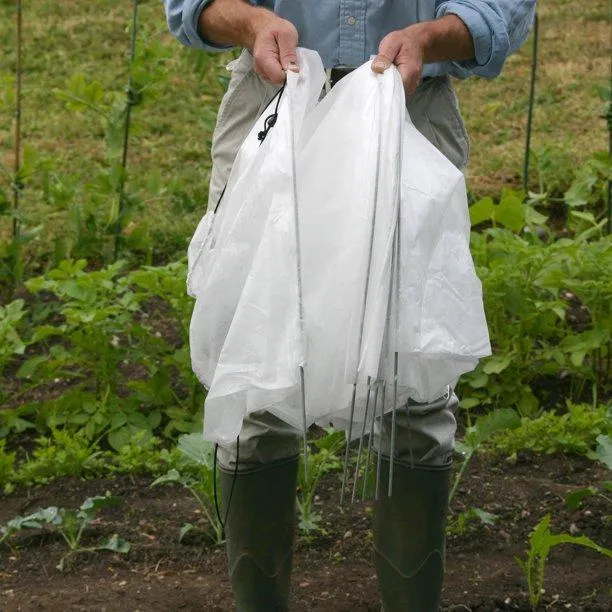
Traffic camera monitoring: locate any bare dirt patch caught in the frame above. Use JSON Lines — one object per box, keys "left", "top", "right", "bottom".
{"left": 1, "top": 454, "right": 610, "bottom": 611}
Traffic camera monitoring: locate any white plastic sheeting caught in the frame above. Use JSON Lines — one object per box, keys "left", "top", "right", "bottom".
{"left": 188, "top": 49, "right": 491, "bottom": 445}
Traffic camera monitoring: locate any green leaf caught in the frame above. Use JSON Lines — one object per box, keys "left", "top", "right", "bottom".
{"left": 98, "top": 534, "right": 131, "bottom": 554}
{"left": 524, "top": 205, "right": 548, "bottom": 226}
{"left": 79, "top": 495, "right": 123, "bottom": 516}
{"left": 517, "top": 389, "right": 540, "bottom": 419}
{"left": 469, "top": 197, "right": 495, "bottom": 227}
{"left": 30, "top": 325, "right": 62, "bottom": 343}
{"left": 482, "top": 355, "right": 512, "bottom": 375}
{"left": 459, "top": 397, "right": 481, "bottom": 410}
{"left": 17, "top": 356, "right": 48, "bottom": 379}
{"left": 594, "top": 435, "right": 612, "bottom": 469}
{"left": 108, "top": 426, "right": 132, "bottom": 452}
{"left": 177, "top": 433, "right": 214, "bottom": 468}
{"left": 566, "top": 487, "right": 597, "bottom": 510}
{"left": 151, "top": 469, "right": 185, "bottom": 488}
{"left": 179, "top": 523, "right": 195, "bottom": 543}
{"left": 472, "top": 507, "right": 497, "bottom": 526}
{"left": 464, "top": 408, "right": 520, "bottom": 450}
{"left": 495, "top": 192, "right": 525, "bottom": 231}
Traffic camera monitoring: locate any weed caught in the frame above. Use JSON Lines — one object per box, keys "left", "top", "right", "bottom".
{"left": 0, "top": 440, "right": 16, "bottom": 493}
{"left": 490, "top": 403, "right": 609, "bottom": 458}
{"left": 15, "top": 429, "right": 106, "bottom": 486}
{"left": 297, "top": 429, "right": 344, "bottom": 535}
{"left": 151, "top": 433, "right": 223, "bottom": 545}
{"left": 0, "top": 493, "right": 130, "bottom": 571}
{"left": 516, "top": 514, "right": 612, "bottom": 610}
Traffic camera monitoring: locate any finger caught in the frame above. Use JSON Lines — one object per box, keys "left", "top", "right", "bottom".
{"left": 397, "top": 62, "right": 422, "bottom": 98}
{"left": 276, "top": 28, "right": 299, "bottom": 72}
{"left": 253, "top": 42, "right": 286, "bottom": 84}
{"left": 372, "top": 33, "right": 402, "bottom": 73}
{"left": 371, "top": 55, "right": 391, "bottom": 74}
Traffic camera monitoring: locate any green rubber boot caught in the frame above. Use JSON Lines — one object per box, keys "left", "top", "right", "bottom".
{"left": 220, "top": 456, "right": 298, "bottom": 612}
{"left": 373, "top": 456, "right": 452, "bottom": 612}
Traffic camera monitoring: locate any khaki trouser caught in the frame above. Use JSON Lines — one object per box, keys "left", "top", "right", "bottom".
{"left": 208, "top": 50, "right": 469, "bottom": 470}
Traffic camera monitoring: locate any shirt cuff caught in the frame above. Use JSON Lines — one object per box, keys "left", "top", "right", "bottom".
{"left": 436, "top": 2, "right": 508, "bottom": 78}
{"left": 186, "top": 0, "right": 235, "bottom": 52}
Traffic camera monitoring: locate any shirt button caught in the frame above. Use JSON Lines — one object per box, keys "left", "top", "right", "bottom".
{"left": 347, "top": 16, "right": 357, "bottom": 25}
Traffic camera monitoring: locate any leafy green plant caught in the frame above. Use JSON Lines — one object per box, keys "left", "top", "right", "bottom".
{"left": 446, "top": 506, "right": 497, "bottom": 536}
{"left": 108, "top": 431, "right": 178, "bottom": 476}
{"left": 297, "top": 429, "right": 344, "bottom": 535}
{"left": 0, "top": 494, "right": 130, "bottom": 571}
{"left": 462, "top": 230, "right": 611, "bottom": 414}
{"left": 13, "top": 259, "right": 199, "bottom": 451}
{"left": 0, "top": 440, "right": 16, "bottom": 494}
{"left": 0, "top": 298, "right": 27, "bottom": 376}
{"left": 516, "top": 515, "right": 612, "bottom": 610}
{"left": 566, "top": 481, "right": 611, "bottom": 514}
{"left": 469, "top": 188, "right": 547, "bottom": 233}
{"left": 14, "top": 429, "right": 106, "bottom": 486}
{"left": 490, "top": 403, "right": 609, "bottom": 458}
{"left": 151, "top": 433, "right": 222, "bottom": 544}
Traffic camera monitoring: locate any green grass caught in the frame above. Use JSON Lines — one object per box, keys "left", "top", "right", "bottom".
{"left": 0, "top": 0, "right": 609, "bottom": 262}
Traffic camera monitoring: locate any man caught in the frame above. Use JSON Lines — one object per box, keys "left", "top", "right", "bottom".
{"left": 163, "top": 2, "right": 536, "bottom": 610}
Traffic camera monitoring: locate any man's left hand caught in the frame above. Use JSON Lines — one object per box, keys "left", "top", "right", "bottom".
{"left": 372, "top": 25, "right": 427, "bottom": 98}
{"left": 371, "top": 16, "right": 475, "bottom": 98}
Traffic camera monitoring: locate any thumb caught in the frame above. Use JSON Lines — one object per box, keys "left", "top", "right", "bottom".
{"left": 371, "top": 55, "right": 391, "bottom": 74}
{"left": 276, "top": 28, "right": 299, "bottom": 72}
{"left": 372, "top": 34, "right": 401, "bottom": 73}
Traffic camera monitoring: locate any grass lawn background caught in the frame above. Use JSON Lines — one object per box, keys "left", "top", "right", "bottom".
{"left": 0, "top": 0, "right": 609, "bottom": 260}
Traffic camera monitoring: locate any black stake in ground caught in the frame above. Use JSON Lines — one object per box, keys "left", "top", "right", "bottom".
{"left": 114, "top": 0, "right": 139, "bottom": 260}
{"left": 13, "top": 0, "right": 23, "bottom": 241}
{"left": 523, "top": 12, "right": 539, "bottom": 195}
{"left": 607, "top": 61, "right": 611, "bottom": 236}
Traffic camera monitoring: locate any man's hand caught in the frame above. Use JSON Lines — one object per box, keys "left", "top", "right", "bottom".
{"left": 199, "top": 0, "right": 299, "bottom": 85}
{"left": 372, "top": 15, "right": 475, "bottom": 98}
{"left": 372, "top": 27, "right": 426, "bottom": 97}
{"left": 249, "top": 11, "right": 299, "bottom": 84}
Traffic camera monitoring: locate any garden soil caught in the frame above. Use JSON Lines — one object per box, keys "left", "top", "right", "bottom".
{"left": 0, "top": 454, "right": 610, "bottom": 611}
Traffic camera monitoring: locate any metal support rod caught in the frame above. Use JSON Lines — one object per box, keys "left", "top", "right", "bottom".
{"left": 362, "top": 380, "right": 380, "bottom": 500}
{"left": 12, "top": 0, "right": 23, "bottom": 240}
{"left": 387, "top": 102, "right": 404, "bottom": 498}
{"left": 523, "top": 12, "right": 539, "bottom": 194}
{"left": 287, "top": 75, "right": 309, "bottom": 481}
{"left": 375, "top": 381, "right": 386, "bottom": 501}
{"left": 114, "top": 0, "right": 139, "bottom": 260}
{"left": 389, "top": 351, "right": 398, "bottom": 497}
{"left": 340, "top": 78, "right": 384, "bottom": 505}
{"left": 351, "top": 376, "right": 372, "bottom": 503}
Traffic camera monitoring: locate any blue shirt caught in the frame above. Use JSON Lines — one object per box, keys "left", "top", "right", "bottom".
{"left": 164, "top": 0, "right": 535, "bottom": 79}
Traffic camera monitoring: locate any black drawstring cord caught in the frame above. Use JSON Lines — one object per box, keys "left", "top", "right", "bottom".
{"left": 213, "top": 436, "right": 240, "bottom": 536}
{"left": 212, "top": 85, "right": 285, "bottom": 216}
{"left": 210, "top": 84, "right": 286, "bottom": 535}
{"left": 257, "top": 85, "right": 285, "bottom": 143}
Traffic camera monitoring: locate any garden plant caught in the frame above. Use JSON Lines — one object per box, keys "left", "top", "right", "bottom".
{"left": 0, "top": 0, "right": 610, "bottom": 609}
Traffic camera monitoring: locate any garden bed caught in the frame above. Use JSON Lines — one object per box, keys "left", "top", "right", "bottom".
{"left": 1, "top": 453, "right": 609, "bottom": 611}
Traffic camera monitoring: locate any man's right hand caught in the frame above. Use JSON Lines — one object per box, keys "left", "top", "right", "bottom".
{"left": 249, "top": 12, "right": 299, "bottom": 84}
{"left": 199, "top": 0, "right": 299, "bottom": 85}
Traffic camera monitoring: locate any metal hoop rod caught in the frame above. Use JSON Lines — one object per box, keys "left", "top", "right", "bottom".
{"left": 287, "top": 77, "right": 309, "bottom": 481}
{"left": 351, "top": 376, "right": 372, "bottom": 503}
{"left": 340, "top": 77, "right": 385, "bottom": 505}
{"left": 362, "top": 380, "right": 380, "bottom": 500}
{"left": 375, "top": 381, "right": 386, "bottom": 501}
